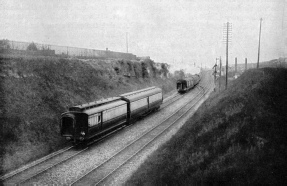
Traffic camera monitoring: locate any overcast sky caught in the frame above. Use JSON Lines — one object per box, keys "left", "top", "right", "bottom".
{"left": 0, "top": 0, "right": 286, "bottom": 73}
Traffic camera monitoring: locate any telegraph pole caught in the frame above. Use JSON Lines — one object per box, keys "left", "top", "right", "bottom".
{"left": 245, "top": 58, "right": 247, "bottom": 71}
{"left": 126, "top": 32, "right": 129, "bottom": 53}
{"left": 226, "top": 22, "right": 229, "bottom": 89}
{"left": 219, "top": 56, "right": 222, "bottom": 91}
{"left": 223, "top": 22, "right": 232, "bottom": 89}
{"left": 213, "top": 58, "right": 218, "bottom": 83}
{"left": 257, "top": 18, "right": 263, "bottom": 68}
{"left": 235, "top": 57, "right": 237, "bottom": 73}
{"left": 213, "top": 58, "right": 219, "bottom": 91}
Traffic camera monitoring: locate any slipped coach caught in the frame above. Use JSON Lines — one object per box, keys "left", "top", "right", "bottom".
{"left": 177, "top": 74, "right": 200, "bottom": 93}
{"left": 60, "top": 87, "right": 163, "bottom": 143}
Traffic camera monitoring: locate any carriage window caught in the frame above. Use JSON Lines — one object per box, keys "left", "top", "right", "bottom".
{"left": 98, "top": 115, "right": 101, "bottom": 123}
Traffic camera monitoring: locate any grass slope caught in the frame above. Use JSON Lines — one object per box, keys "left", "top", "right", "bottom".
{"left": 126, "top": 68, "right": 287, "bottom": 185}
{"left": 0, "top": 54, "right": 175, "bottom": 174}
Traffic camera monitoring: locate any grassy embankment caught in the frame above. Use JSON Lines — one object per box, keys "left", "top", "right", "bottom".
{"left": 0, "top": 54, "right": 175, "bottom": 175}
{"left": 126, "top": 67, "right": 287, "bottom": 185}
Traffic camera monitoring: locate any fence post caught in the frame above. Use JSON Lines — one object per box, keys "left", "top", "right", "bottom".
{"left": 245, "top": 58, "right": 247, "bottom": 71}
{"left": 235, "top": 57, "right": 237, "bottom": 73}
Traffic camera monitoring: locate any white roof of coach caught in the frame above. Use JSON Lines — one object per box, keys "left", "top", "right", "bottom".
{"left": 84, "top": 100, "right": 127, "bottom": 115}
{"left": 121, "top": 87, "right": 162, "bottom": 102}
{"left": 69, "top": 97, "right": 122, "bottom": 112}
{"left": 120, "top": 87, "right": 156, "bottom": 97}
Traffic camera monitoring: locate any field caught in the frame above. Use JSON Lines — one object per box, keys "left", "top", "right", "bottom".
{"left": 126, "top": 67, "right": 287, "bottom": 185}
{"left": 0, "top": 54, "right": 175, "bottom": 174}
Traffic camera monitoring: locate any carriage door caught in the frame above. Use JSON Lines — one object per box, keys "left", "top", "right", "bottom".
{"left": 88, "top": 113, "right": 102, "bottom": 134}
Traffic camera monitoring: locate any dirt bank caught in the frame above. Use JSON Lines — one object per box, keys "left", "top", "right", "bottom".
{"left": 0, "top": 54, "right": 175, "bottom": 174}
{"left": 126, "top": 67, "right": 287, "bottom": 185}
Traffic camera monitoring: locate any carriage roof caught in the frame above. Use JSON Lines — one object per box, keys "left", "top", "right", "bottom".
{"left": 69, "top": 97, "right": 122, "bottom": 112}
{"left": 121, "top": 87, "right": 162, "bottom": 102}
{"left": 83, "top": 100, "right": 127, "bottom": 115}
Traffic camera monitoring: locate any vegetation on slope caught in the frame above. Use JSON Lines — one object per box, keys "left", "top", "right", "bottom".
{"left": 126, "top": 67, "right": 287, "bottom": 185}
{"left": 0, "top": 54, "right": 175, "bottom": 174}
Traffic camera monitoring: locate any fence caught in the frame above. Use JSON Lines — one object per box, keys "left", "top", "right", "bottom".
{"left": 0, "top": 39, "right": 137, "bottom": 60}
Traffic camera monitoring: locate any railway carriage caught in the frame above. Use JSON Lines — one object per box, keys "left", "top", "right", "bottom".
{"left": 120, "top": 87, "right": 163, "bottom": 122}
{"left": 60, "top": 87, "right": 163, "bottom": 143}
{"left": 61, "top": 97, "right": 127, "bottom": 142}
{"left": 177, "top": 74, "right": 200, "bottom": 93}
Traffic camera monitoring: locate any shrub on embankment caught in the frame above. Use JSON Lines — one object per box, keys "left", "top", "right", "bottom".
{"left": 0, "top": 54, "right": 175, "bottom": 174}
{"left": 126, "top": 67, "right": 287, "bottom": 185}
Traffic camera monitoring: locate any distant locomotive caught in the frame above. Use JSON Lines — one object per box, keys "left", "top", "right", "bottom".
{"left": 60, "top": 87, "right": 163, "bottom": 143}
{"left": 177, "top": 74, "right": 200, "bottom": 93}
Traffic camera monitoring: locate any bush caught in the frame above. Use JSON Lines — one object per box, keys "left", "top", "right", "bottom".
{"left": 141, "top": 62, "right": 149, "bottom": 78}
{"left": 0, "top": 39, "right": 10, "bottom": 49}
{"left": 27, "top": 42, "right": 38, "bottom": 51}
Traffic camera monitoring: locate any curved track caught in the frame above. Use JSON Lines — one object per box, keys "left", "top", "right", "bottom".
{"left": 0, "top": 78, "right": 203, "bottom": 185}
{"left": 71, "top": 73, "right": 213, "bottom": 185}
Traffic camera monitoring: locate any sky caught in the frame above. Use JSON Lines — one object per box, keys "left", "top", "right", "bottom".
{"left": 0, "top": 0, "right": 286, "bottom": 73}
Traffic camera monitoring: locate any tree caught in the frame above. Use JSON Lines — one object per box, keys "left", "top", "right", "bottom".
{"left": 0, "top": 39, "right": 10, "bottom": 49}
{"left": 161, "top": 63, "right": 170, "bottom": 77}
{"left": 27, "top": 42, "right": 38, "bottom": 51}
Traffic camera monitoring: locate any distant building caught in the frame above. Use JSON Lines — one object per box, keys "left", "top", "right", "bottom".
{"left": 137, "top": 56, "right": 150, "bottom": 61}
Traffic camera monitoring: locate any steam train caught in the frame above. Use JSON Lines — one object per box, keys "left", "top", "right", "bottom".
{"left": 177, "top": 74, "right": 201, "bottom": 93}
{"left": 60, "top": 87, "right": 163, "bottom": 143}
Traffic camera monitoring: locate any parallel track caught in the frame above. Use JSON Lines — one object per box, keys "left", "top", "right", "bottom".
{"left": 1, "top": 71, "right": 212, "bottom": 185}
{"left": 71, "top": 78, "right": 212, "bottom": 185}
{"left": 0, "top": 84, "right": 193, "bottom": 185}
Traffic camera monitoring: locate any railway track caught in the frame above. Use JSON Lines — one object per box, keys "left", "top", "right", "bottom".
{"left": 70, "top": 75, "right": 213, "bottom": 185}
{"left": 0, "top": 83, "right": 192, "bottom": 185}
{"left": 1, "top": 127, "right": 130, "bottom": 186}
{"left": 1, "top": 75, "right": 212, "bottom": 185}
{"left": 1, "top": 71, "right": 213, "bottom": 185}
